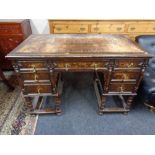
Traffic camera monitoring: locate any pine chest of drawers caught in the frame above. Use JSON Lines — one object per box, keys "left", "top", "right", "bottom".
{"left": 49, "top": 20, "right": 155, "bottom": 41}
{"left": 6, "top": 34, "right": 151, "bottom": 114}
{"left": 0, "top": 19, "right": 32, "bottom": 70}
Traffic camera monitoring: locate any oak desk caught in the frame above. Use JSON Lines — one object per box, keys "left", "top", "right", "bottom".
{"left": 6, "top": 34, "right": 151, "bottom": 115}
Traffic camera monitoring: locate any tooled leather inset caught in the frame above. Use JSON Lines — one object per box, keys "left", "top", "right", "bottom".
{"left": 12, "top": 34, "right": 145, "bottom": 55}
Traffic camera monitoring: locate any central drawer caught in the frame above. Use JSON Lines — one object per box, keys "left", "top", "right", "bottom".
{"left": 54, "top": 61, "right": 109, "bottom": 70}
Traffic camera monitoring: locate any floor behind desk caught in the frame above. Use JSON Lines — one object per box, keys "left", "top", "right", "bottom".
{"left": 35, "top": 72, "right": 155, "bottom": 135}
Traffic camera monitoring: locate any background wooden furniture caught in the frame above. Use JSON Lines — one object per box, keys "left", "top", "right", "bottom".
{"left": 0, "top": 67, "right": 14, "bottom": 90}
{"left": 49, "top": 20, "right": 155, "bottom": 41}
{"left": 0, "top": 19, "right": 32, "bottom": 70}
{"left": 6, "top": 34, "right": 151, "bottom": 114}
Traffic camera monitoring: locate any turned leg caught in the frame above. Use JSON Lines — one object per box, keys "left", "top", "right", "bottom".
{"left": 126, "top": 95, "right": 134, "bottom": 110}
{"left": 24, "top": 97, "right": 33, "bottom": 111}
{"left": 54, "top": 95, "right": 62, "bottom": 115}
{"left": 0, "top": 68, "right": 14, "bottom": 91}
{"left": 98, "top": 95, "right": 106, "bottom": 115}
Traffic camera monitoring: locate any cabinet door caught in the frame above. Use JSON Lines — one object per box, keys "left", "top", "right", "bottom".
{"left": 0, "top": 36, "right": 23, "bottom": 69}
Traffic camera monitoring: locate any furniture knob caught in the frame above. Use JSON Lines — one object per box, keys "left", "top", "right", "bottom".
{"left": 130, "top": 27, "right": 136, "bottom": 31}
{"left": 153, "top": 27, "right": 155, "bottom": 30}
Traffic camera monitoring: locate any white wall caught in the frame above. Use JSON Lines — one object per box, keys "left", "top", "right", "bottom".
{"left": 30, "top": 19, "right": 49, "bottom": 34}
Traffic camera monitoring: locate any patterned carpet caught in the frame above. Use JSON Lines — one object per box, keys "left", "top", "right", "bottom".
{"left": 0, "top": 72, "right": 38, "bottom": 135}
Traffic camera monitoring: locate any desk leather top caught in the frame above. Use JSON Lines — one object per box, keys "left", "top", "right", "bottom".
{"left": 6, "top": 34, "right": 150, "bottom": 58}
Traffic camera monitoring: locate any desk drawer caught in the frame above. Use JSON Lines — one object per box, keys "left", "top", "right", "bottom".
{"left": 55, "top": 61, "right": 109, "bottom": 70}
{"left": 18, "top": 61, "right": 48, "bottom": 70}
{"left": 109, "top": 83, "right": 135, "bottom": 93}
{"left": 111, "top": 71, "right": 140, "bottom": 82}
{"left": 53, "top": 24, "right": 88, "bottom": 33}
{"left": 115, "top": 59, "right": 144, "bottom": 69}
{"left": 0, "top": 24, "right": 22, "bottom": 34}
{"left": 22, "top": 72, "right": 50, "bottom": 82}
{"left": 127, "top": 23, "right": 155, "bottom": 33}
{"left": 24, "top": 84, "right": 52, "bottom": 95}
{"left": 91, "top": 24, "right": 125, "bottom": 33}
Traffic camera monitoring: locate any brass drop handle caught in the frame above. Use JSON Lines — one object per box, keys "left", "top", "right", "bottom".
{"left": 123, "top": 74, "right": 128, "bottom": 80}
{"left": 138, "top": 62, "right": 143, "bottom": 66}
{"left": 33, "top": 67, "right": 36, "bottom": 73}
{"left": 65, "top": 63, "right": 69, "bottom": 71}
{"left": 120, "top": 85, "right": 124, "bottom": 92}
{"left": 117, "top": 27, "right": 122, "bottom": 31}
{"left": 80, "top": 27, "right": 85, "bottom": 31}
{"left": 94, "top": 27, "right": 99, "bottom": 31}
{"left": 128, "top": 63, "right": 134, "bottom": 68}
{"left": 38, "top": 88, "right": 41, "bottom": 94}
{"left": 56, "top": 27, "right": 62, "bottom": 31}
{"left": 130, "top": 27, "right": 136, "bottom": 31}
{"left": 34, "top": 74, "right": 38, "bottom": 81}
{"left": 94, "top": 63, "right": 98, "bottom": 70}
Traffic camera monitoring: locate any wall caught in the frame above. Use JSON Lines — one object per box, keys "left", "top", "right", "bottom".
{"left": 30, "top": 19, "right": 49, "bottom": 34}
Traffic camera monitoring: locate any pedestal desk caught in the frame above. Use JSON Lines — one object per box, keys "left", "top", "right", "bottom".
{"left": 6, "top": 34, "right": 151, "bottom": 115}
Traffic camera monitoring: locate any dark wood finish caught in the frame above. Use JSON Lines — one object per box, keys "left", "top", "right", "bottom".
{"left": 6, "top": 34, "right": 151, "bottom": 114}
{"left": 0, "top": 20, "right": 32, "bottom": 70}
{"left": 0, "top": 67, "right": 14, "bottom": 90}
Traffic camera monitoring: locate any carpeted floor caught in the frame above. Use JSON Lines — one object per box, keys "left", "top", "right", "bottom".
{"left": 0, "top": 71, "right": 38, "bottom": 135}
{"left": 35, "top": 72, "right": 155, "bottom": 135}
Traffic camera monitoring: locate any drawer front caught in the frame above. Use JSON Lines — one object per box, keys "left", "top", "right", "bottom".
{"left": 0, "top": 24, "right": 22, "bottom": 34}
{"left": 24, "top": 85, "right": 52, "bottom": 95}
{"left": 18, "top": 61, "right": 47, "bottom": 70}
{"left": 115, "top": 59, "right": 144, "bottom": 69}
{"left": 53, "top": 24, "right": 88, "bottom": 33}
{"left": 111, "top": 71, "right": 140, "bottom": 82}
{"left": 109, "top": 83, "right": 135, "bottom": 93}
{"left": 55, "top": 61, "right": 109, "bottom": 70}
{"left": 91, "top": 24, "right": 125, "bottom": 33}
{"left": 128, "top": 23, "right": 155, "bottom": 33}
{"left": 22, "top": 73, "right": 50, "bottom": 81}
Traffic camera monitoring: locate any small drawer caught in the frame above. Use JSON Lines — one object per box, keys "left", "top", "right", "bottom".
{"left": 18, "top": 61, "right": 47, "bottom": 69}
{"left": 24, "top": 84, "right": 52, "bottom": 95}
{"left": 127, "top": 23, "right": 155, "bottom": 33}
{"left": 109, "top": 83, "right": 135, "bottom": 93}
{"left": 91, "top": 24, "right": 125, "bottom": 33}
{"left": 53, "top": 24, "right": 88, "bottom": 33}
{"left": 22, "top": 73, "right": 50, "bottom": 82}
{"left": 55, "top": 61, "right": 109, "bottom": 70}
{"left": 111, "top": 71, "right": 139, "bottom": 82}
{"left": 0, "top": 24, "right": 22, "bottom": 34}
{"left": 115, "top": 59, "right": 144, "bottom": 69}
